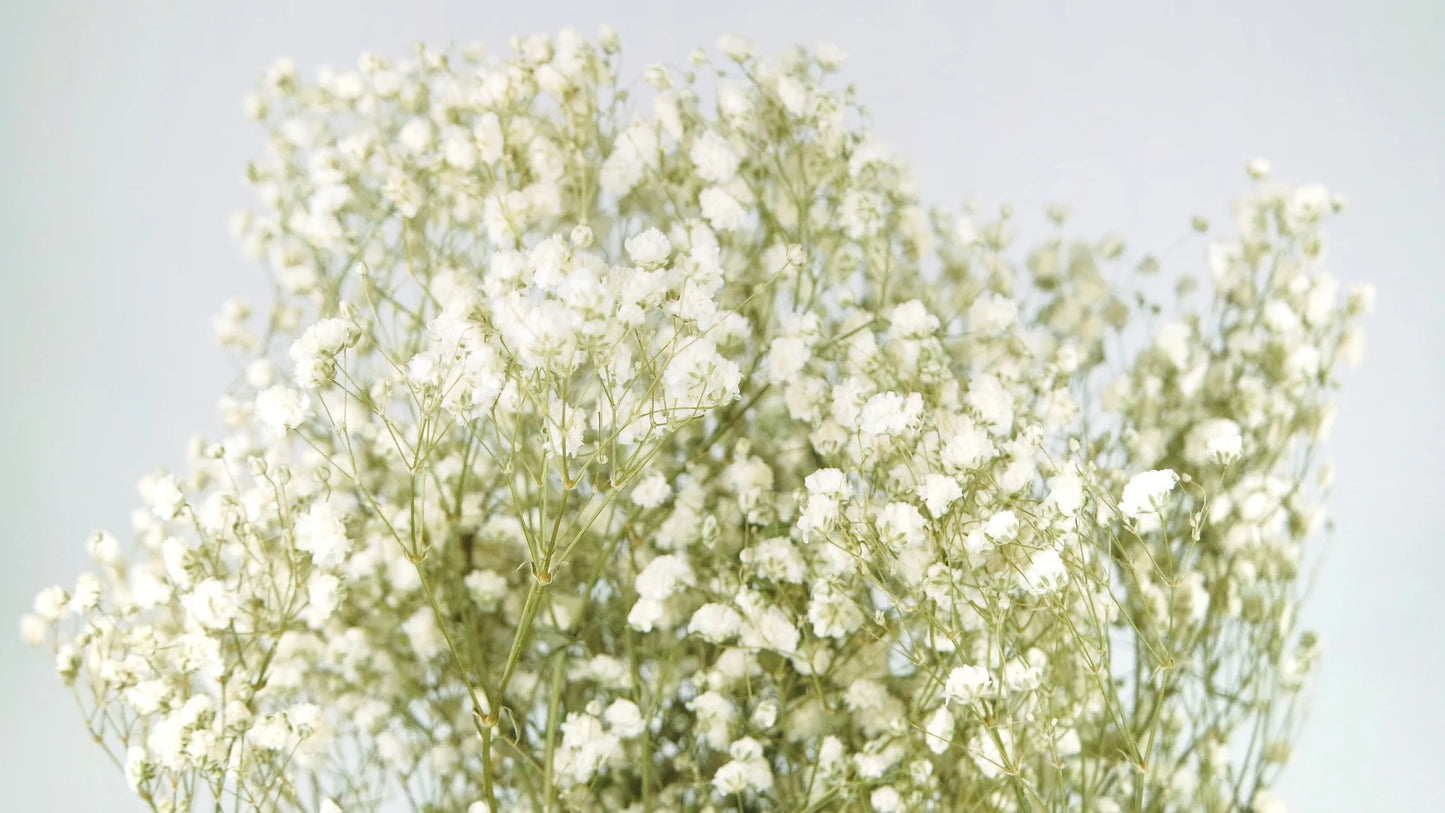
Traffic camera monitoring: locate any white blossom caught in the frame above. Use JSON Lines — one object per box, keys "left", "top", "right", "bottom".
{"left": 924, "top": 705, "right": 955, "bottom": 754}
{"left": 629, "top": 472, "right": 671, "bottom": 509}
{"left": 870, "top": 787, "right": 903, "bottom": 812}
{"left": 699, "top": 187, "right": 748, "bottom": 231}
{"left": 603, "top": 699, "right": 646, "bottom": 738}
{"left": 688, "top": 603, "right": 742, "bottom": 643}
{"left": 555, "top": 712, "right": 619, "bottom": 785}
{"left": 634, "top": 554, "right": 694, "bottom": 601}
{"left": 984, "top": 509, "right": 1019, "bottom": 542}
{"left": 858, "top": 391, "right": 922, "bottom": 436}
{"left": 968, "top": 292, "right": 1018, "bottom": 334}
{"left": 917, "top": 473, "right": 963, "bottom": 517}
{"left": 1119, "top": 469, "right": 1180, "bottom": 520}
{"left": 888, "top": 300, "right": 938, "bottom": 337}
{"left": 943, "top": 664, "right": 992, "bottom": 706}
{"left": 690, "top": 131, "right": 741, "bottom": 184}
{"left": 180, "top": 578, "right": 239, "bottom": 630}
{"left": 294, "top": 502, "right": 352, "bottom": 568}
{"left": 255, "top": 386, "right": 310, "bottom": 433}
{"left": 624, "top": 227, "right": 671, "bottom": 267}
{"left": 1252, "top": 789, "right": 1288, "bottom": 813}
{"left": 1153, "top": 321, "right": 1192, "bottom": 369}
{"left": 1208, "top": 432, "right": 1244, "bottom": 465}
{"left": 32, "top": 586, "right": 68, "bottom": 620}
{"left": 1021, "top": 550, "right": 1069, "bottom": 595}
{"left": 1047, "top": 467, "right": 1086, "bottom": 516}
{"left": 18, "top": 614, "right": 46, "bottom": 646}
{"left": 712, "top": 737, "right": 773, "bottom": 796}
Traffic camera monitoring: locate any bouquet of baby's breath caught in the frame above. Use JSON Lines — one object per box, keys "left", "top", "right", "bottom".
{"left": 22, "top": 29, "right": 1370, "bottom": 813}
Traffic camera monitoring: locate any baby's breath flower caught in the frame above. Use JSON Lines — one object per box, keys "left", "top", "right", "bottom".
{"left": 1020, "top": 549, "right": 1069, "bottom": 595}
{"left": 814, "top": 41, "right": 848, "bottom": 71}
{"left": 293, "top": 502, "right": 351, "bottom": 568}
{"left": 859, "top": 391, "right": 923, "bottom": 437}
{"left": 1252, "top": 788, "right": 1288, "bottom": 813}
{"left": 629, "top": 472, "right": 671, "bottom": 508}
{"left": 984, "top": 509, "right": 1020, "bottom": 542}
{"left": 917, "top": 473, "right": 963, "bottom": 517}
{"left": 716, "top": 33, "right": 753, "bottom": 62}
{"left": 1047, "top": 467, "right": 1086, "bottom": 516}
{"left": 623, "top": 227, "right": 671, "bottom": 268}
{"left": 144, "top": 473, "right": 186, "bottom": 520}
{"left": 1208, "top": 432, "right": 1244, "bottom": 465}
{"left": 1186, "top": 417, "right": 1244, "bottom": 467}
{"left": 254, "top": 385, "right": 309, "bottom": 433}
{"left": 32, "top": 586, "right": 68, "bottom": 621}
{"left": 888, "top": 299, "right": 939, "bottom": 338}
{"left": 870, "top": 786, "right": 903, "bottom": 812}
{"left": 688, "top": 603, "right": 742, "bottom": 643}
{"left": 944, "top": 664, "right": 992, "bottom": 706}
{"left": 968, "top": 292, "right": 1018, "bottom": 335}
{"left": 689, "top": 131, "right": 741, "bottom": 184}
{"left": 17, "top": 614, "right": 47, "bottom": 646}
{"left": 924, "top": 705, "right": 956, "bottom": 754}
{"left": 699, "top": 186, "right": 748, "bottom": 231}
{"left": 1120, "top": 469, "right": 1180, "bottom": 519}
{"left": 1153, "top": 321, "right": 1192, "bottom": 369}
{"left": 180, "top": 579, "right": 239, "bottom": 630}
{"left": 25, "top": 30, "right": 1366, "bottom": 813}
{"left": 634, "top": 555, "right": 693, "bottom": 602}
{"left": 602, "top": 699, "right": 646, "bottom": 739}
{"left": 712, "top": 737, "right": 773, "bottom": 796}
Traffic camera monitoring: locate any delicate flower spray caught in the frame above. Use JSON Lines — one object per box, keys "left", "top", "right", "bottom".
{"left": 22, "top": 29, "right": 1371, "bottom": 813}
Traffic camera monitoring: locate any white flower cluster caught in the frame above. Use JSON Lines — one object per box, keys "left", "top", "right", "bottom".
{"left": 23, "top": 29, "right": 1370, "bottom": 813}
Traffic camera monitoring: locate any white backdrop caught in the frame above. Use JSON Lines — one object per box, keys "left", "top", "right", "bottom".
{"left": 3, "top": 2, "right": 1440, "bottom": 809}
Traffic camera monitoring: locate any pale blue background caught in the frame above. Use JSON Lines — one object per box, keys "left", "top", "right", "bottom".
{"left": 2, "top": 1, "right": 1440, "bottom": 809}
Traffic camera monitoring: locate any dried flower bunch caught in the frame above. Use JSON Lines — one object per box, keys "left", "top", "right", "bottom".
{"left": 23, "top": 28, "right": 1370, "bottom": 813}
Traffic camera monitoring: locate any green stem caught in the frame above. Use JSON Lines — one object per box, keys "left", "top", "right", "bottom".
{"left": 480, "top": 726, "right": 498, "bottom": 812}
{"left": 496, "top": 578, "right": 546, "bottom": 704}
